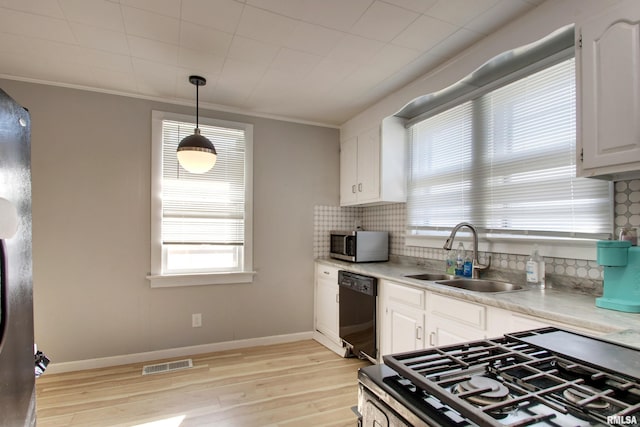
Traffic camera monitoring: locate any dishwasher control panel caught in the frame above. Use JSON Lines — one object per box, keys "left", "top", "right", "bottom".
{"left": 338, "top": 270, "right": 377, "bottom": 296}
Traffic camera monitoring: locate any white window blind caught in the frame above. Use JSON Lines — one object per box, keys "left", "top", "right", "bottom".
{"left": 408, "top": 58, "right": 613, "bottom": 240}
{"left": 162, "top": 120, "right": 245, "bottom": 245}
{"left": 161, "top": 119, "right": 247, "bottom": 273}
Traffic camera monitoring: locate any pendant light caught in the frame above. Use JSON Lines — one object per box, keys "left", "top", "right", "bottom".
{"left": 177, "top": 75, "right": 217, "bottom": 173}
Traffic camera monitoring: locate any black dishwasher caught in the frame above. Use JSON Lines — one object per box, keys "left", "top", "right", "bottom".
{"left": 338, "top": 270, "right": 377, "bottom": 362}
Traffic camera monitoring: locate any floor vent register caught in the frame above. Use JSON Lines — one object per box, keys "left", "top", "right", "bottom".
{"left": 142, "top": 359, "right": 193, "bottom": 375}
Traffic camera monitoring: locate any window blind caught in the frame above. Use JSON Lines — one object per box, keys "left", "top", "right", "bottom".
{"left": 407, "top": 58, "right": 613, "bottom": 239}
{"left": 161, "top": 120, "right": 245, "bottom": 245}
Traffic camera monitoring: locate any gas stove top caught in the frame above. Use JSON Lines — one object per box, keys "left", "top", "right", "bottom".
{"left": 359, "top": 328, "right": 640, "bottom": 427}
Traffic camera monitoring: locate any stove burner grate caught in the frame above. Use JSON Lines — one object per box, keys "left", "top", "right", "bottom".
{"left": 562, "top": 385, "right": 611, "bottom": 411}
{"left": 383, "top": 328, "right": 640, "bottom": 426}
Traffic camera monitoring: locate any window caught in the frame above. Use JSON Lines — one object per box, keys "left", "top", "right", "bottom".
{"left": 406, "top": 57, "right": 613, "bottom": 257}
{"left": 148, "top": 111, "right": 254, "bottom": 287}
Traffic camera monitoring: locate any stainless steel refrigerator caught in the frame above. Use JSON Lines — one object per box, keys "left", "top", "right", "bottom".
{"left": 0, "top": 88, "right": 36, "bottom": 426}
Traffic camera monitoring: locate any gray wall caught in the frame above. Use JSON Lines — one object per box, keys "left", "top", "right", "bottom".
{"left": 0, "top": 79, "right": 340, "bottom": 363}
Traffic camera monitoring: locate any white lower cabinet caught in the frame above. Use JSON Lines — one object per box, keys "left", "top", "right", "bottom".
{"left": 428, "top": 294, "right": 487, "bottom": 346}
{"left": 314, "top": 264, "right": 342, "bottom": 354}
{"left": 380, "top": 280, "right": 426, "bottom": 357}
{"left": 386, "top": 301, "right": 425, "bottom": 354}
{"left": 380, "top": 281, "right": 488, "bottom": 358}
{"left": 429, "top": 316, "right": 483, "bottom": 347}
{"left": 379, "top": 281, "right": 604, "bottom": 362}
{"left": 315, "top": 266, "right": 605, "bottom": 360}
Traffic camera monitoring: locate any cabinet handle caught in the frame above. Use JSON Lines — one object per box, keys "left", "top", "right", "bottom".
{"left": 336, "top": 294, "right": 339, "bottom": 303}
{"left": 429, "top": 332, "right": 435, "bottom": 346}
{"left": 358, "top": 183, "right": 362, "bottom": 192}
{"left": 352, "top": 184, "right": 356, "bottom": 193}
{"left": 323, "top": 271, "right": 330, "bottom": 275}
{"left": 416, "top": 326, "right": 422, "bottom": 340}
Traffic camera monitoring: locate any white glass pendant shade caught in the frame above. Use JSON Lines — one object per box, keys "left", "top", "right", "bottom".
{"left": 177, "top": 75, "right": 217, "bottom": 173}
{"left": 177, "top": 128, "right": 217, "bottom": 173}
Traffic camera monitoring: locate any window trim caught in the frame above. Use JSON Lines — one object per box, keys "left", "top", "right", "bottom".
{"left": 148, "top": 110, "right": 254, "bottom": 288}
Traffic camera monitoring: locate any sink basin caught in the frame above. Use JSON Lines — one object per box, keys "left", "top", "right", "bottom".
{"left": 405, "top": 273, "right": 456, "bottom": 281}
{"left": 435, "top": 278, "right": 524, "bottom": 293}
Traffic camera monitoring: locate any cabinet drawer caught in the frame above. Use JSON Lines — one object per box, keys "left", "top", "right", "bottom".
{"left": 430, "top": 294, "right": 486, "bottom": 330}
{"left": 385, "top": 281, "right": 426, "bottom": 310}
{"left": 317, "top": 265, "right": 339, "bottom": 280}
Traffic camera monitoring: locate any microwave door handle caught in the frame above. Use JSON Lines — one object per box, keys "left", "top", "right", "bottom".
{"left": 343, "top": 235, "right": 349, "bottom": 255}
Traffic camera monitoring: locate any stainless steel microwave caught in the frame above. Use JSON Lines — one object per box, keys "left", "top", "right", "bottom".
{"left": 329, "top": 230, "right": 388, "bottom": 263}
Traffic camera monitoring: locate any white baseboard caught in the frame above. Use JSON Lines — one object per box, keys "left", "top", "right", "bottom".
{"left": 312, "top": 331, "right": 348, "bottom": 358}
{"left": 44, "top": 331, "right": 314, "bottom": 375}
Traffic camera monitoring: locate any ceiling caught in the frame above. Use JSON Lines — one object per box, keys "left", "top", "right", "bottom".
{"left": 0, "top": 0, "right": 544, "bottom": 126}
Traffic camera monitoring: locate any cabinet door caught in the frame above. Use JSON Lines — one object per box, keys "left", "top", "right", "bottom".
{"left": 579, "top": 0, "right": 640, "bottom": 172}
{"left": 340, "top": 136, "right": 358, "bottom": 205}
{"left": 427, "top": 294, "right": 487, "bottom": 347}
{"left": 386, "top": 301, "right": 425, "bottom": 355}
{"left": 356, "top": 127, "right": 380, "bottom": 203}
{"left": 429, "top": 314, "right": 485, "bottom": 347}
{"left": 315, "top": 269, "right": 339, "bottom": 344}
{"left": 380, "top": 280, "right": 426, "bottom": 356}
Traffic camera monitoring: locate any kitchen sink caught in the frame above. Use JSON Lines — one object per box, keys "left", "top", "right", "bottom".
{"left": 404, "top": 273, "right": 456, "bottom": 281}
{"left": 435, "top": 278, "right": 524, "bottom": 293}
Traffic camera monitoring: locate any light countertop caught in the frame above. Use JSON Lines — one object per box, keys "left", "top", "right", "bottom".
{"left": 316, "top": 258, "right": 640, "bottom": 349}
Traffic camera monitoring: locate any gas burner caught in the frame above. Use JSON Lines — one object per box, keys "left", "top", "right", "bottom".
{"left": 562, "top": 385, "right": 611, "bottom": 411}
{"left": 454, "top": 376, "right": 512, "bottom": 406}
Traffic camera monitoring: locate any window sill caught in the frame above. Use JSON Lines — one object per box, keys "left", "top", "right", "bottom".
{"left": 405, "top": 233, "right": 598, "bottom": 260}
{"left": 146, "top": 271, "right": 256, "bottom": 288}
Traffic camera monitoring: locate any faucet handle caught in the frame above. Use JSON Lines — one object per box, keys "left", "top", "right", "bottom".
{"left": 472, "top": 255, "right": 491, "bottom": 279}
{"left": 475, "top": 255, "right": 491, "bottom": 269}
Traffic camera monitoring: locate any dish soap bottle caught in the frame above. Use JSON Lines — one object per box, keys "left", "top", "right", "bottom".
{"left": 445, "top": 250, "right": 456, "bottom": 275}
{"left": 463, "top": 252, "right": 473, "bottom": 277}
{"left": 526, "top": 245, "right": 545, "bottom": 288}
{"left": 454, "top": 242, "right": 465, "bottom": 276}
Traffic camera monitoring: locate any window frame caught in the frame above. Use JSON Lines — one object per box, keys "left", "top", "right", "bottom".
{"left": 405, "top": 57, "right": 613, "bottom": 261}
{"left": 147, "top": 110, "right": 254, "bottom": 288}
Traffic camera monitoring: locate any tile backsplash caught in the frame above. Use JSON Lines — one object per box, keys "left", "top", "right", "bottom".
{"left": 314, "top": 179, "right": 640, "bottom": 296}
{"left": 313, "top": 205, "right": 360, "bottom": 259}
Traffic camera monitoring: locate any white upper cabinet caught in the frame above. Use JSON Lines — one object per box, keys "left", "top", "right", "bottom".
{"left": 340, "top": 116, "right": 407, "bottom": 206}
{"left": 339, "top": 135, "right": 359, "bottom": 205}
{"left": 578, "top": 0, "right": 640, "bottom": 179}
{"left": 340, "top": 127, "right": 380, "bottom": 205}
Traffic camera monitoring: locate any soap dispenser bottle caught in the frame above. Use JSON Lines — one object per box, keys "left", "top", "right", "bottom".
{"left": 445, "top": 250, "right": 456, "bottom": 275}
{"left": 526, "top": 244, "right": 545, "bottom": 288}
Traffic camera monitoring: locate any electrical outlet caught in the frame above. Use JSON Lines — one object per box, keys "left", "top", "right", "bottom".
{"left": 192, "top": 313, "right": 202, "bottom": 328}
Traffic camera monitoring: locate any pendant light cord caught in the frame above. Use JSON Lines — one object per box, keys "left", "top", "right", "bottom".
{"left": 195, "top": 84, "right": 199, "bottom": 129}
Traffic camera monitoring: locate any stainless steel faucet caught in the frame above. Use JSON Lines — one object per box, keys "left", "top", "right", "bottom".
{"left": 443, "top": 222, "right": 491, "bottom": 279}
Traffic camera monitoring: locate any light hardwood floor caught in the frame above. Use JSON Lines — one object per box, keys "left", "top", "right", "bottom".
{"left": 35, "top": 340, "right": 369, "bottom": 427}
